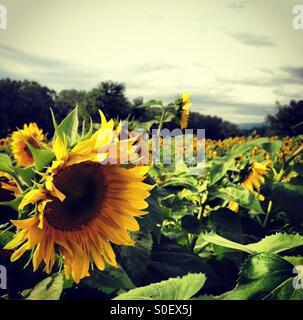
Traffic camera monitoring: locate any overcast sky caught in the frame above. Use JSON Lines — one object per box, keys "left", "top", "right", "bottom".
{"left": 0, "top": 0, "right": 302, "bottom": 123}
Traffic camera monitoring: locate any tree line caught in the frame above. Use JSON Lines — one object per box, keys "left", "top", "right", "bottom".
{"left": 0, "top": 78, "right": 302, "bottom": 139}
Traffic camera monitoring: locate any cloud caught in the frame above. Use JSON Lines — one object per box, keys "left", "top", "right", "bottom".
{"left": 133, "top": 62, "right": 177, "bottom": 73}
{"left": 160, "top": 92, "right": 276, "bottom": 123}
{"left": 228, "top": 32, "right": 277, "bottom": 47}
{"left": 227, "top": 0, "right": 255, "bottom": 10}
{"left": 281, "top": 66, "right": 303, "bottom": 80}
{"left": 0, "top": 44, "right": 295, "bottom": 125}
{"left": 218, "top": 65, "right": 303, "bottom": 88}
{"left": 0, "top": 44, "right": 101, "bottom": 89}
{"left": 192, "top": 94, "right": 275, "bottom": 114}
{"left": 273, "top": 88, "right": 303, "bottom": 100}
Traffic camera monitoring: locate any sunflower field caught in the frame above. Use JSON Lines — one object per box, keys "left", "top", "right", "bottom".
{"left": 0, "top": 94, "right": 303, "bottom": 301}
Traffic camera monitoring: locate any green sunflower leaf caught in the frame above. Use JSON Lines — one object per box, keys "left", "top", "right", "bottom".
{"left": 81, "top": 265, "right": 135, "bottom": 294}
{"left": 0, "top": 195, "right": 22, "bottom": 211}
{"left": 53, "top": 106, "right": 79, "bottom": 146}
{"left": 197, "top": 232, "right": 303, "bottom": 255}
{"left": 0, "top": 154, "right": 12, "bottom": 167}
{"left": 15, "top": 167, "right": 35, "bottom": 186}
{"left": 228, "top": 138, "right": 269, "bottom": 159}
{"left": 0, "top": 230, "right": 14, "bottom": 247}
{"left": 114, "top": 273, "right": 206, "bottom": 300}
{"left": 215, "top": 185, "right": 263, "bottom": 214}
{"left": 0, "top": 154, "right": 14, "bottom": 175}
{"left": 208, "top": 158, "right": 235, "bottom": 185}
{"left": 143, "top": 100, "right": 163, "bottom": 108}
{"left": 219, "top": 253, "right": 302, "bottom": 300}
{"left": 117, "top": 231, "right": 153, "bottom": 287}
{"left": 26, "top": 144, "right": 55, "bottom": 171}
{"left": 24, "top": 273, "right": 64, "bottom": 300}
{"left": 262, "top": 141, "right": 283, "bottom": 153}
{"left": 264, "top": 181, "right": 303, "bottom": 227}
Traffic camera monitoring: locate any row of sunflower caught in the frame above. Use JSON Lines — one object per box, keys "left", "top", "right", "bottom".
{"left": 0, "top": 94, "right": 303, "bottom": 300}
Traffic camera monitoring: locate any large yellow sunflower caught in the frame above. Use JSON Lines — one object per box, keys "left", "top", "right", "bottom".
{"left": 11, "top": 123, "right": 46, "bottom": 167}
{"left": 5, "top": 112, "right": 152, "bottom": 283}
{"left": 180, "top": 92, "right": 191, "bottom": 129}
{"left": 242, "top": 160, "right": 272, "bottom": 201}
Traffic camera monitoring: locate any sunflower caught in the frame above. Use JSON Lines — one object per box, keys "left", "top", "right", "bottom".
{"left": 5, "top": 111, "right": 152, "bottom": 283}
{"left": 0, "top": 138, "right": 10, "bottom": 149}
{"left": 11, "top": 123, "right": 46, "bottom": 167}
{"left": 0, "top": 172, "right": 19, "bottom": 224}
{"left": 179, "top": 92, "right": 191, "bottom": 129}
{"left": 242, "top": 160, "right": 272, "bottom": 201}
{"left": 0, "top": 172, "right": 20, "bottom": 196}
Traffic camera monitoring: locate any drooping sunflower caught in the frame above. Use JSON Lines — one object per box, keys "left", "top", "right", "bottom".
{"left": 0, "top": 172, "right": 19, "bottom": 224}
{"left": 0, "top": 172, "right": 20, "bottom": 196}
{"left": 242, "top": 160, "right": 272, "bottom": 201}
{"left": 11, "top": 123, "right": 46, "bottom": 167}
{"left": 5, "top": 111, "right": 152, "bottom": 283}
{"left": 179, "top": 92, "right": 192, "bottom": 130}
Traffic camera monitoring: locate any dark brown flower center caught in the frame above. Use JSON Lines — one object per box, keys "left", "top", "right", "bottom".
{"left": 44, "top": 161, "right": 107, "bottom": 231}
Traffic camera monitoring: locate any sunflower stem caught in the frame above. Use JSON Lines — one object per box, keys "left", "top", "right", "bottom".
{"left": 263, "top": 200, "right": 273, "bottom": 228}
{"left": 11, "top": 173, "right": 26, "bottom": 193}
{"left": 0, "top": 223, "right": 14, "bottom": 236}
{"left": 197, "top": 206, "right": 203, "bottom": 220}
{"left": 256, "top": 215, "right": 263, "bottom": 226}
{"left": 154, "top": 108, "right": 167, "bottom": 160}
{"left": 156, "top": 108, "right": 167, "bottom": 139}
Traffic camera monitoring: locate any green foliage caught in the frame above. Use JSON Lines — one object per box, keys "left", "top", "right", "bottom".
{"left": 0, "top": 153, "right": 14, "bottom": 175}
{"left": 0, "top": 230, "right": 14, "bottom": 246}
{"left": 26, "top": 144, "right": 55, "bottom": 171}
{"left": 81, "top": 266, "right": 135, "bottom": 295}
{"left": 1, "top": 87, "right": 303, "bottom": 301}
{"left": 197, "top": 233, "right": 303, "bottom": 255}
{"left": 52, "top": 106, "right": 79, "bottom": 146}
{"left": 114, "top": 273, "right": 206, "bottom": 300}
{"left": 265, "top": 181, "right": 303, "bottom": 227}
{"left": 220, "top": 253, "right": 301, "bottom": 300}
{"left": 15, "top": 167, "right": 35, "bottom": 186}
{"left": 215, "top": 185, "right": 263, "bottom": 214}
{"left": 24, "top": 274, "right": 64, "bottom": 300}
{"left": 117, "top": 231, "right": 153, "bottom": 287}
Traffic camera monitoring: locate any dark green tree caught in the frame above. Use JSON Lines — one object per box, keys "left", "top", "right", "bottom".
{"left": 54, "top": 89, "right": 86, "bottom": 123}
{"left": 267, "top": 100, "right": 303, "bottom": 136}
{"left": 0, "top": 79, "right": 55, "bottom": 138}
{"left": 80, "top": 81, "right": 132, "bottom": 122}
{"left": 187, "top": 112, "right": 239, "bottom": 139}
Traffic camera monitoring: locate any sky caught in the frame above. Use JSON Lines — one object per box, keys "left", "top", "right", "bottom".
{"left": 0, "top": 0, "right": 302, "bottom": 124}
